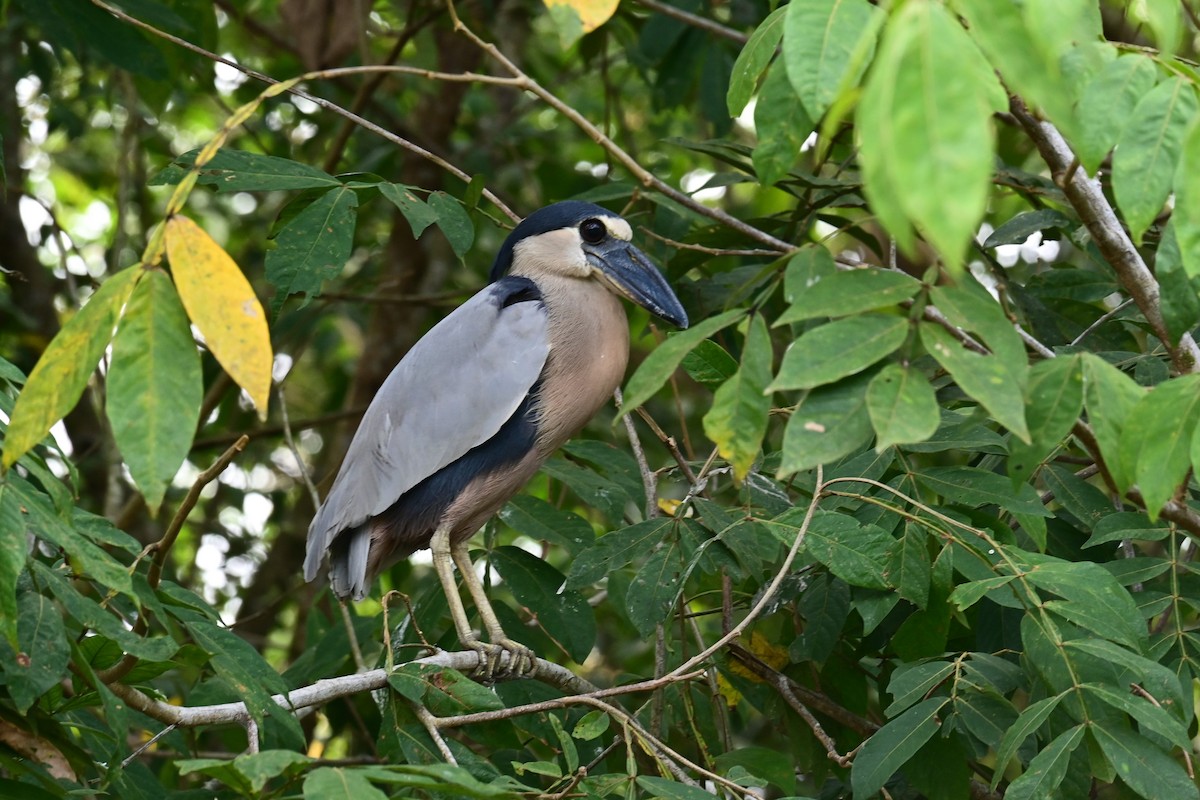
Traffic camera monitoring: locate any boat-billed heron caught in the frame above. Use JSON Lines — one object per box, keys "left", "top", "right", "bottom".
{"left": 304, "top": 201, "right": 688, "bottom": 677}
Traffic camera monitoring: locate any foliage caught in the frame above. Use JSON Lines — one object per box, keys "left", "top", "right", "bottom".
{"left": 5, "top": 0, "right": 1200, "bottom": 798}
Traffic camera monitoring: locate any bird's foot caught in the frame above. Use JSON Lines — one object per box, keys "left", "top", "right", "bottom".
{"left": 465, "top": 636, "right": 538, "bottom": 681}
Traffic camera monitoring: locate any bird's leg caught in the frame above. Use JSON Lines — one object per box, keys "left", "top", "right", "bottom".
{"left": 450, "top": 543, "right": 538, "bottom": 679}
{"left": 429, "top": 526, "right": 536, "bottom": 679}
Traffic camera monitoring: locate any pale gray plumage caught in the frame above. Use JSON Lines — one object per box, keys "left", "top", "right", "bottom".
{"left": 304, "top": 287, "right": 548, "bottom": 599}
{"left": 304, "top": 200, "right": 687, "bottom": 676}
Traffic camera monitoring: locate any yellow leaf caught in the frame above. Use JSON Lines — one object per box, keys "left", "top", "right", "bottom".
{"left": 544, "top": 0, "right": 619, "bottom": 33}
{"left": 717, "top": 631, "right": 789, "bottom": 706}
{"left": 2, "top": 266, "right": 143, "bottom": 469}
{"left": 165, "top": 215, "right": 272, "bottom": 417}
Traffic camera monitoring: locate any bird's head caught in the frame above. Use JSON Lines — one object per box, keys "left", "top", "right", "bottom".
{"left": 490, "top": 201, "right": 688, "bottom": 328}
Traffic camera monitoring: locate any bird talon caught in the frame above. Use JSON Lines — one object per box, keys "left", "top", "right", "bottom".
{"left": 464, "top": 638, "right": 537, "bottom": 680}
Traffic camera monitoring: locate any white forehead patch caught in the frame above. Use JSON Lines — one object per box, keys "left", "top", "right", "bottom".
{"left": 601, "top": 216, "right": 633, "bottom": 241}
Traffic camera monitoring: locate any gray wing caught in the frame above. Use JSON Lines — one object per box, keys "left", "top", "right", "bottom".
{"left": 304, "top": 283, "right": 548, "bottom": 584}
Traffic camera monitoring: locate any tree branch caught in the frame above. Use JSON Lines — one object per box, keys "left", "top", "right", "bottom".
{"left": 1010, "top": 97, "right": 1200, "bottom": 374}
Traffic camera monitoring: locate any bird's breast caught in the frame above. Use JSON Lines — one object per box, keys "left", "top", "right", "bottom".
{"left": 533, "top": 278, "right": 630, "bottom": 453}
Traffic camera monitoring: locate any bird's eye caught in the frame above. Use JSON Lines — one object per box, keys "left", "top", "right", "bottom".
{"left": 580, "top": 218, "right": 607, "bottom": 244}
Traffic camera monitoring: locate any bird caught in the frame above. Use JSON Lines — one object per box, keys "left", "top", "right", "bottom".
{"left": 304, "top": 200, "right": 688, "bottom": 677}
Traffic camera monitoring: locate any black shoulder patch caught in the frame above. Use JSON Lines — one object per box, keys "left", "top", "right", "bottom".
{"left": 493, "top": 275, "right": 543, "bottom": 308}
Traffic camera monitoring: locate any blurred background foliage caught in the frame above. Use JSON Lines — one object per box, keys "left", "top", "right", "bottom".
{"left": 7, "top": 0, "right": 1200, "bottom": 798}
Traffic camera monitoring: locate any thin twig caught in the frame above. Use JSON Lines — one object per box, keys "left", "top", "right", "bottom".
{"left": 635, "top": 407, "right": 698, "bottom": 484}
{"left": 87, "top": 0, "right": 520, "bottom": 223}
{"left": 616, "top": 388, "right": 658, "bottom": 518}
{"left": 641, "top": 228, "right": 779, "bottom": 257}
{"left": 412, "top": 702, "right": 458, "bottom": 764}
{"left": 1070, "top": 297, "right": 1135, "bottom": 347}
{"left": 149, "top": 435, "right": 249, "bottom": 589}
{"left": 278, "top": 385, "right": 319, "bottom": 510}
{"left": 634, "top": 0, "right": 749, "bottom": 44}
{"left": 1129, "top": 683, "right": 1194, "bottom": 778}
{"left": 445, "top": 2, "right": 794, "bottom": 253}
{"left": 667, "top": 465, "right": 823, "bottom": 680}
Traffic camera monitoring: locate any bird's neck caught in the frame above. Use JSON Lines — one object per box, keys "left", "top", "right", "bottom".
{"left": 524, "top": 273, "right": 630, "bottom": 452}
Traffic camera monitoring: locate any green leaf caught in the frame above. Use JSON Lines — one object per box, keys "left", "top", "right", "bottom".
{"left": 1007, "top": 355, "right": 1083, "bottom": 485}
{"left": 866, "top": 364, "right": 940, "bottom": 451}
{"left": 949, "top": 0, "right": 1073, "bottom": 131}
{"left": 920, "top": 322, "right": 1030, "bottom": 442}
{"left": 625, "top": 525, "right": 697, "bottom": 635}
{"left": 1174, "top": 119, "right": 1200, "bottom": 285}
{"left": 851, "top": 697, "right": 948, "bottom": 798}
{"left": 776, "top": 268, "right": 921, "bottom": 325}
{"left": 394, "top": 663, "right": 505, "bottom": 716}
{"left": 770, "top": 314, "right": 908, "bottom": 391}
{"left": 499, "top": 495, "right": 593, "bottom": 555}
{"left": 3, "top": 266, "right": 142, "bottom": 468}
{"left": 793, "top": 572, "right": 851, "bottom": 663}
{"left": 182, "top": 612, "right": 299, "bottom": 736}
{"left": 1074, "top": 54, "right": 1159, "bottom": 174}
{"left": 620, "top": 308, "right": 745, "bottom": 413}
{"left": 379, "top": 183, "right": 439, "bottom": 237}
{"left": 778, "top": 373, "right": 873, "bottom": 476}
{"left": 1041, "top": 464, "right": 1111, "bottom": 530}
{"left": 1026, "top": 559, "right": 1145, "bottom": 648}
{"left": 1084, "top": 512, "right": 1168, "bottom": 548}
{"left": 428, "top": 191, "right": 475, "bottom": 259}
{"left": 929, "top": 282, "right": 1026, "bottom": 366}
{"left": 955, "top": 691, "right": 1018, "bottom": 752}
{"left": 1115, "top": 374, "right": 1200, "bottom": 518}
{"left": 752, "top": 61, "right": 813, "bottom": 186}
{"left": 680, "top": 339, "right": 738, "bottom": 389}
{"left": 782, "top": 246, "right": 837, "bottom": 304}
{"left": 886, "top": 661, "right": 954, "bottom": 715}
{"left": 857, "top": 2, "right": 1003, "bottom": 267}
{"left": 234, "top": 750, "right": 312, "bottom": 792}
{"left": 565, "top": 518, "right": 676, "bottom": 588}
{"left": 1113, "top": 77, "right": 1198, "bottom": 244}
{"left": 0, "top": 482, "right": 25, "bottom": 648}
{"left": 727, "top": 6, "right": 787, "bottom": 116}
{"left": 1004, "top": 724, "right": 1085, "bottom": 800}
{"left": 106, "top": 270, "right": 202, "bottom": 510}
{"left": 8, "top": 474, "right": 135, "bottom": 595}
{"left": 982, "top": 209, "right": 1075, "bottom": 248}
{"left": 636, "top": 776, "right": 721, "bottom": 800}
{"left": 1082, "top": 683, "right": 1190, "bottom": 751}
{"left": 356, "top": 763, "right": 525, "bottom": 798}
{"left": 303, "top": 767, "right": 388, "bottom": 800}
{"left": 490, "top": 546, "right": 595, "bottom": 663}
{"left": 886, "top": 522, "right": 932, "bottom": 609}
{"left": 31, "top": 561, "right": 177, "bottom": 661}
{"left": 948, "top": 576, "right": 1018, "bottom": 612}
{"left": 266, "top": 185, "right": 358, "bottom": 309}
{"left": 0, "top": 591, "right": 69, "bottom": 714}
{"left": 992, "top": 694, "right": 1065, "bottom": 789}
{"left": 572, "top": 710, "right": 610, "bottom": 741}
{"left": 795, "top": 510, "right": 894, "bottom": 590}
{"left": 1064, "top": 638, "right": 1187, "bottom": 714}
{"left": 703, "top": 314, "right": 772, "bottom": 482}
{"left": 1091, "top": 721, "right": 1199, "bottom": 800}
{"left": 714, "top": 746, "right": 797, "bottom": 794}
{"left": 1081, "top": 354, "right": 1144, "bottom": 492}
{"left": 1156, "top": 223, "right": 1200, "bottom": 344}
{"left": 151, "top": 148, "right": 342, "bottom": 192}
{"left": 916, "top": 466, "right": 1051, "bottom": 518}
{"left": 783, "top": 0, "right": 881, "bottom": 121}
